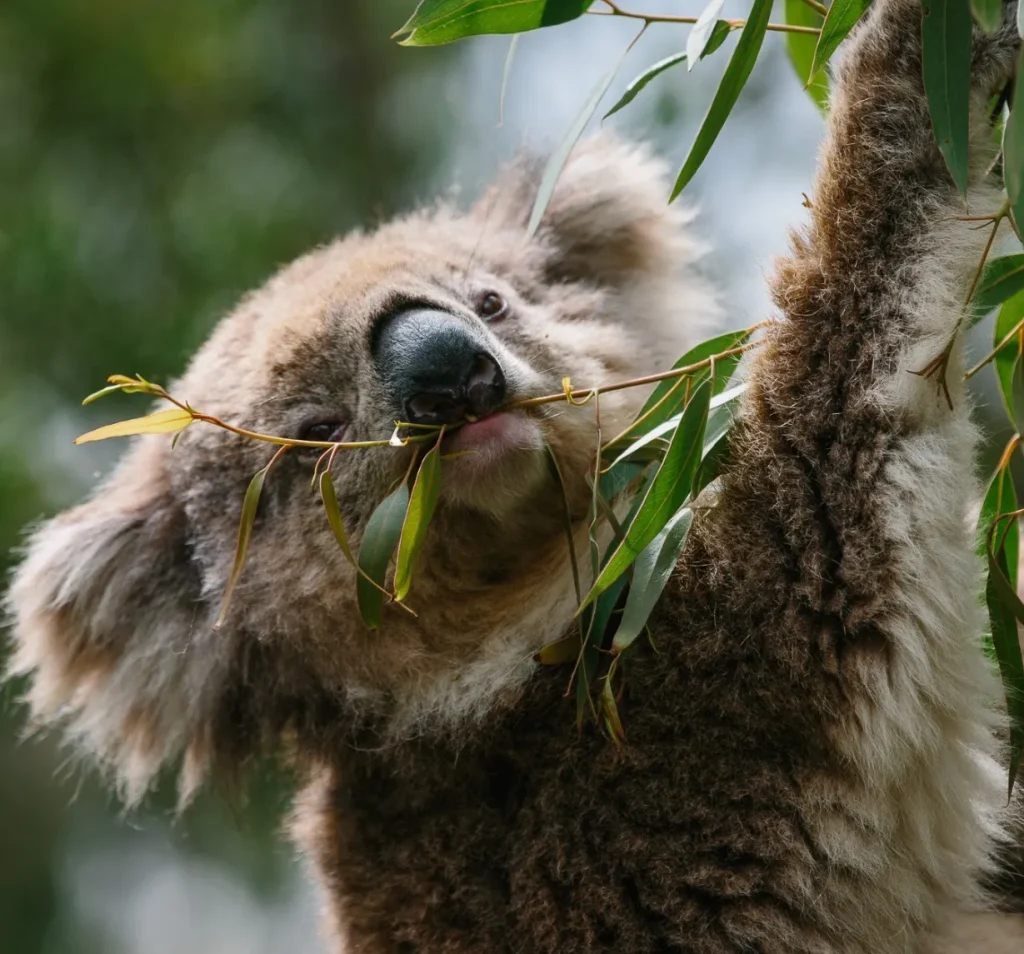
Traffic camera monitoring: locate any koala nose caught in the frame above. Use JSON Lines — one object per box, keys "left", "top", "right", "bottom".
{"left": 374, "top": 308, "right": 507, "bottom": 426}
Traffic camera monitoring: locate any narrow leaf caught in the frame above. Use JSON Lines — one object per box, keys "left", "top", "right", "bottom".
{"left": 686, "top": 0, "right": 726, "bottom": 68}
{"left": 581, "top": 379, "right": 712, "bottom": 609}
{"left": 809, "top": 0, "right": 870, "bottom": 82}
{"left": 499, "top": 34, "right": 520, "bottom": 126}
{"left": 993, "top": 291, "right": 1024, "bottom": 429}
{"left": 529, "top": 43, "right": 628, "bottom": 235}
{"left": 216, "top": 468, "right": 268, "bottom": 628}
{"left": 395, "top": 0, "right": 590, "bottom": 46}
{"left": 319, "top": 471, "right": 359, "bottom": 567}
{"left": 537, "top": 632, "right": 582, "bottom": 664}
{"left": 921, "top": 0, "right": 973, "bottom": 196}
{"left": 75, "top": 407, "right": 193, "bottom": 444}
{"left": 971, "top": 254, "right": 1024, "bottom": 320}
{"left": 633, "top": 328, "right": 749, "bottom": 434}
{"left": 611, "top": 508, "right": 693, "bottom": 652}
{"left": 670, "top": 0, "right": 772, "bottom": 200}
{"left": 972, "top": 0, "right": 1003, "bottom": 32}
{"left": 1004, "top": 78, "right": 1024, "bottom": 238}
{"left": 357, "top": 483, "right": 411, "bottom": 629}
{"left": 985, "top": 550, "right": 1024, "bottom": 794}
{"left": 785, "top": 0, "right": 829, "bottom": 113}
{"left": 394, "top": 443, "right": 444, "bottom": 601}
{"left": 604, "top": 52, "right": 687, "bottom": 119}
{"left": 700, "top": 21, "right": 731, "bottom": 60}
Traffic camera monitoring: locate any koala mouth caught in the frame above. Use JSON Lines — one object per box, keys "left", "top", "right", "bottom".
{"left": 443, "top": 410, "right": 543, "bottom": 464}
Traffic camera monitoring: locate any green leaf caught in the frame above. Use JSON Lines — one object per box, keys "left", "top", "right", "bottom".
{"left": 216, "top": 467, "right": 268, "bottom": 628}
{"left": 785, "top": 0, "right": 829, "bottom": 113}
{"left": 528, "top": 42, "right": 628, "bottom": 235}
{"left": 611, "top": 507, "right": 693, "bottom": 652}
{"left": 395, "top": 0, "right": 590, "bottom": 46}
{"left": 581, "top": 379, "right": 711, "bottom": 609}
{"left": 1004, "top": 80, "right": 1024, "bottom": 239}
{"left": 993, "top": 291, "right": 1024, "bottom": 429}
{"left": 635, "top": 328, "right": 750, "bottom": 429}
{"left": 808, "top": 0, "right": 870, "bottom": 82}
{"left": 971, "top": 254, "right": 1024, "bottom": 320}
{"left": 74, "top": 407, "right": 193, "bottom": 444}
{"left": 394, "top": 442, "right": 444, "bottom": 601}
{"left": 357, "top": 482, "right": 411, "bottom": 629}
{"left": 700, "top": 21, "right": 731, "bottom": 60}
{"left": 978, "top": 457, "right": 1018, "bottom": 577}
{"left": 921, "top": 0, "right": 974, "bottom": 196}
{"left": 972, "top": 0, "right": 1003, "bottom": 32}
{"left": 319, "top": 471, "right": 359, "bottom": 567}
{"left": 686, "top": 0, "right": 726, "bottom": 66}
{"left": 604, "top": 52, "right": 687, "bottom": 119}
{"left": 670, "top": 0, "right": 772, "bottom": 200}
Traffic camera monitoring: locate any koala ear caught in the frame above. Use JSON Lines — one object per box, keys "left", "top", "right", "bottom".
{"left": 5, "top": 438, "right": 230, "bottom": 806}
{"left": 474, "top": 133, "right": 702, "bottom": 287}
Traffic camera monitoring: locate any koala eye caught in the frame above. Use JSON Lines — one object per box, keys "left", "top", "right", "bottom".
{"left": 475, "top": 291, "right": 508, "bottom": 322}
{"left": 298, "top": 419, "right": 349, "bottom": 445}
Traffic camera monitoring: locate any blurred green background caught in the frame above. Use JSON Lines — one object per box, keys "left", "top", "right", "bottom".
{"left": 0, "top": 2, "right": 1012, "bottom": 952}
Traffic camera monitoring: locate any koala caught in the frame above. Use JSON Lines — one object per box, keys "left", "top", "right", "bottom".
{"left": 7, "top": 0, "right": 1024, "bottom": 951}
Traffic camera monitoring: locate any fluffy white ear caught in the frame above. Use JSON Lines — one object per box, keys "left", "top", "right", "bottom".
{"left": 475, "top": 133, "right": 702, "bottom": 287}
{"left": 5, "top": 437, "right": 230, "bottom": 805}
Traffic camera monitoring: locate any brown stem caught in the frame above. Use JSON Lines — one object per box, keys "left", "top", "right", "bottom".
{"left": 590, "top": 2, "right": 820, "bottom": 35}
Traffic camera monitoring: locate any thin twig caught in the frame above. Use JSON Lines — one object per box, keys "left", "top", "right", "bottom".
{"left": 590, "top": 1, "right": 820, "bottom": 35}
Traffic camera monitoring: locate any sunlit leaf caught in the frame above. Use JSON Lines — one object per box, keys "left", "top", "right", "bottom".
{"left": 670, "top": 0, "right": 772, "bottom": 200}
{"left": 686, "top": 0, "right": 726, "bottom": 68}
{"left": 600, "top": 670, "right": 626, "bottom": 747}
{"left": 921, "top": 0, "right": 973, "bottom": 196}
{"left": 74, "top": 407, "right": 193, "bottom": 444}
{"left": 808, "top": 0, "right": 869, "bottom": 82}
{"left": 971, "top": 254, "right": 1024, "bottom": 321}
{"left": 581, "top": 379, "right": 711, "bottom": 609}
{"left": 215, "top": 467, "right": 269, "bottom": 628}
{"left": 395, "top": 0, "right": 590, "bottom": 46}
{"left": 972, "top": 0, "right": 1003, "bottom": 32}
{"left": 604, "top": 51, "right": 687, "bottom": 119}
{"left": 785, "top": 0, "right": 829, "bottom": 113}
{"left": 529, "top": 42, "right": 628, "bottom": 235}
{"left": 993, "top": 291, "right": 1024, "bottom": 429}
{"left": 394, "top": 441, "right": 444, "bottom": 601}
{"left": 611, "top": 507, "right": 693, "bottom": 652}
{"left": 357, "top": 483, "right": 411, "bottom": 629}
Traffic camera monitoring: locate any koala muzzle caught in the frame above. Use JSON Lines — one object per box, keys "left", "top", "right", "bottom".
{"left": 374, "top": 308, "right": 507, "bottom": 426}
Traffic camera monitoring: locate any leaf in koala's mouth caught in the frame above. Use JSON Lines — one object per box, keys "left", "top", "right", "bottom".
{"left": 394, "top": 438, "right": 444, "bottom": 602}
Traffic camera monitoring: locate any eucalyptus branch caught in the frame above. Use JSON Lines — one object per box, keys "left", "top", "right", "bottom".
{"left": 590, "top": 1, "right": 820, "bottom": 36}
{"left": 798, "top": 0, "right": 828, "bottom": 16}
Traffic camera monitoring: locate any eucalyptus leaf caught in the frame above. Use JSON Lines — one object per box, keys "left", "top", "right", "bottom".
{"left": 216, "top": 467, "right": 268, "bottom": 628}
{"left": 395, "top": 0, "right": 590, "bottom": 46}
{"left": 1003, "top": 74, "right": 1024, "bottom": 238}
{"left": 394, "top": 442, "right": 444, "bottom": 601}
{"left": 670, "top": 0, "right": 772, "bottom": 200}
{"left": 357, "top": 482, "right": 411, "bottom": 629}
{"left": 529, "top": 42, "right": 628, "bottom": 235}
{"left": 808, "top": 0, "right": 869, "bottom": 83}
{"left": 611, "top": 507, "right": 693, "bottom": 652}
{"left": 686, "top": 0, "right": 726, "bottom": 68}
{"left": 971, "top": 254, "right": 1024, "bottom": 320}
{"left": 74, "top": 407, "right": 193, "bottom": 444}
{"left": 921, "top": 0, "right": 973, "bottom": 196}
{"left": 581, "top": 379, "right": 711, "bottom": 609}
{"left": 992, "top": 290, "right": 1024, "bottom": 429}
{"left": 319, "top": 471, "right": 359, "bottom": 568}
{"left": 985, "top": 547, "right": 1024, "bottom": 794}
{"left": 785, "top": 0, "right": 829, "bottom": 113}
{"left": 604, "top": 52, "right": 687, "bottom": 119}
{"left": 971, "top": 0, "right": 1003, "bottom": 32}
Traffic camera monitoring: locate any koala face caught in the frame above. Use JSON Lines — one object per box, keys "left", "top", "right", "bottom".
{"left": 5, "top": 136, "right": 718, "bottom": 801}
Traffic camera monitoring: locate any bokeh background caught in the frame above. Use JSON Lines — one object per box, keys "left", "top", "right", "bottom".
{"left": 0, "top": 2, "right": 1010, "bottom": 952}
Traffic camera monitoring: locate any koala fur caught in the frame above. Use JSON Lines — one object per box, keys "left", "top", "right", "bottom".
{"left": 7, "top": 0, "right": 1024, "bottom": 951}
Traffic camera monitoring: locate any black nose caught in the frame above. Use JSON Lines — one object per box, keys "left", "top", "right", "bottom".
{"left": 374, "top": 308, "right": 507, "bottom": 426}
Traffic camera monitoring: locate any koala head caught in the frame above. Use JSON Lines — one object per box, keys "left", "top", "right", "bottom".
{"left": 5, "top": 136, "right": 717, "bottom": 803}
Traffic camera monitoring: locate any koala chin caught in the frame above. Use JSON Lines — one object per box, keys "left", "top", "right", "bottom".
{"left": 6, "top": 1, "right": 1024, "bottom": 951}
